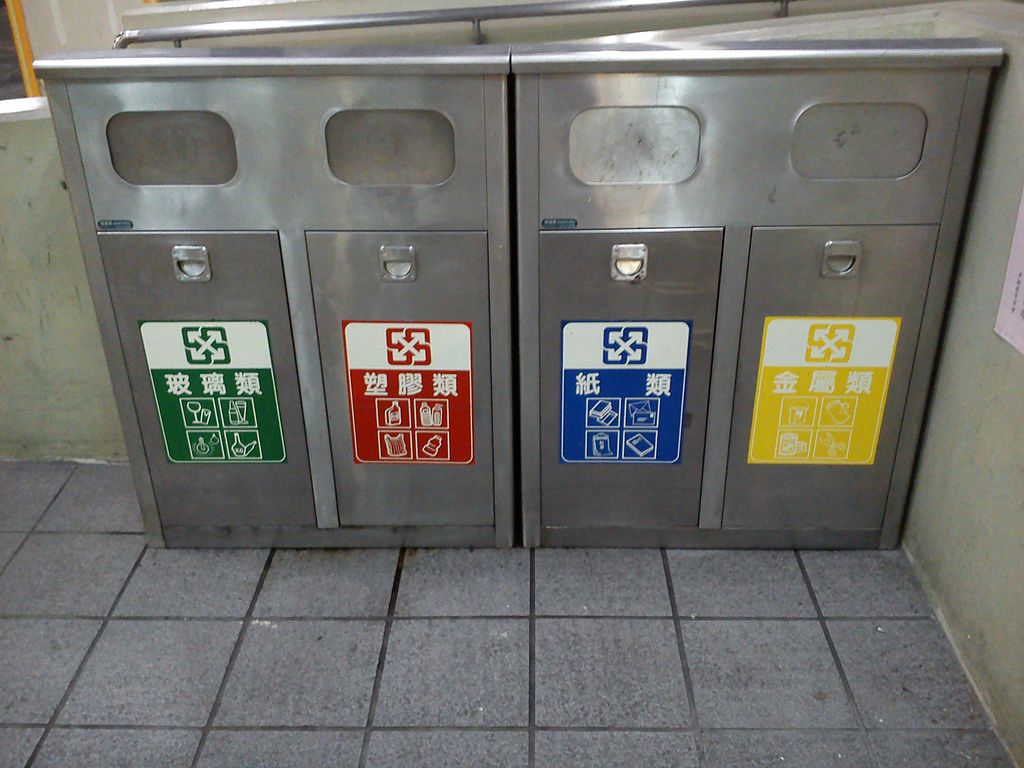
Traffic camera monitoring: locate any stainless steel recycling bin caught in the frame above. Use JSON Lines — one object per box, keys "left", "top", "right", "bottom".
{"left": 514, "top": 38, "right": 1002, "bottom": 547}
{"left": 37, "top": 46, "right": 515, "bottom": 547}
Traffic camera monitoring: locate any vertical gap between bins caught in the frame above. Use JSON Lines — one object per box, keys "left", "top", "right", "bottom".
{"left": 189, "top": 547, "right": 276, "bottom": 768}
{"left": 794, "top": 549, "right": 880, "bottom": 768}
{"left": 358, "top": 547, "right": 405, "bottom": 768}
{"left": 663, "top": 548, "right": 705, "bottom": 766}
{"left": 23, "top": 542, "right": 148, "bottom": 768}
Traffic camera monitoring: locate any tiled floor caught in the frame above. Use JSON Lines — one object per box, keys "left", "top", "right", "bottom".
{"left": 0, "top": 462, "right": 1015, "bottom": 767}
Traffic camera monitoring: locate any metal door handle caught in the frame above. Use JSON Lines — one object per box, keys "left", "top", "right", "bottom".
{"left": 822, "top": 240, "right": 861, "bottom": 277}
{"left": 611, "top": 243, "right": 648, "bottom": 282}
{"left": 171, "top": 245, "right": 211, "bottom": 282}
{"left": 380, "top": 245, "right": 417, "bottom": 282}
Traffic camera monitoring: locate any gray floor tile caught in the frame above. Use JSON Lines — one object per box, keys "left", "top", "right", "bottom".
{"left": 366, "top": 730, "right": 529, "bottom": 768}
{"left": 37, "top": 464, "right": 143, "bottom": 533}
{"left": 801, "top": 550, "right": 929, "bottom": 617}
{"left": 535, "top": 731, "right": 698, "bottom": 768}
{"left": 34, "top": 728, "right": 201, "bottom": 768}
{"left": 375, "top": 619, "right": 529, "bottom": 726}
{"left": 60, "top": 620, "right": 240, "bottom": 726}
{"left": 0, "top": 728, "right": 43, "bottom": 768}
{"left": 0, "top": 619, "right": 100, "bottom": 723}
{"left": 254, "top": 549, "right": 397, "bottom": 617}
{"left": 199, "top": 729, "right": 363, "bottom": 768}
{"left": 116, "top": 548, "right": 268, "bottom": 617}
{"left": 829, "top": 619, "right": 988, "bottom": 729}
{"left": 535, "top": 618, "right": 688, "bottom": 728}
{"left": 668, "top": 550, "right": 816, "bottom": 617}
{"left": 535, "top": 549, "right": 671, "bottom": 616}
{"left": 703, "top": 731, "right": 872, "bottom": 768}
{"left": 0, "top": 533, "right": 24, "bottom": 570}
{"left": 0, "top": 534, "right": 144, "bottom": 616}
{"left": 216, "top": 620, "right": 383, "bottom": 726}
{"left": 0, "top": 462, "right": 73, "bottom": 531}
{"left": 681, "top": 620, "right": 855, "bottom": 728}
{"left": 870, "top": 730, "right": 1014, "bottom": 767}
{"left": 397, "top": 548, "right": 529, "bottom": 616}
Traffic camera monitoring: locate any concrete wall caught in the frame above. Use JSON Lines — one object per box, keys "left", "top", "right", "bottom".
{"left": 0, "top": 100, "right": 125, "bottom": 460}
{"left": 903, "top": 7, "right": 1024, "bottom": 762}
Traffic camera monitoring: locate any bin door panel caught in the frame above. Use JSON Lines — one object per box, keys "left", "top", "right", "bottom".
{"left": 723, "top": 225, "right": 938, "bottom": 530}
{"left": 100, "top": 231, "right": 316, "bottom": 528}
{"left": 308, "top": 231, "right": 493, "bottom": 527}
{"left": 538, "top": 229, "right": 723, "bottom": 530}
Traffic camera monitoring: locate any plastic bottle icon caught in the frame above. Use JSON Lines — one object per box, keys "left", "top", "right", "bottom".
{"left": 421, "top": 434, "right": 444, "bottom": 458}
{"left": 383, "top": 433, "right": 407, "bottom": 457}
{"left": 385, "top": 400, "right": 402, "bottom": 426}
{"left": 419, "top": 402, "right": 435, "bottom": 427}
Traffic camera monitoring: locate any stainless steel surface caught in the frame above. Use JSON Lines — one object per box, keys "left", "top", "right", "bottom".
{"left": 45, "top": 81, "right": 166, "bottom": 547}
{"left": 878, "top": 66, "right": 996, "bottom": 549}
{"left": 101, "top": 231, "right": 317, "bottom": 529}
{"left": 539, "top": 228, "right": 722, "bottom": 530}
{"left": 40, "top": 49, "right": 513, "bottom": 547}
{"left": 513, "top": 37, "right": 1004, "bottom": 72}
{"left": 62, "top": 75, "right": 492, "bottom": 233}
{"left": 533, "top": 69, "right": 969, "bottom": 229}
{"left": 516, "top": 40, "right": 1000, "bottom": 547}
{"left": 36, "top": 46, "right": 512, "bottom": 77}
{"left": 109, "top": 0, "right": 775, "bottom": 50}
{"left": 308, "top": 230, "right": 495, "bottom": 528}
{"left": 171, "top": 244, "right": 211, "bottom": 283}
{"left": 722, "top": 225, "right": 938, "bottom": 530}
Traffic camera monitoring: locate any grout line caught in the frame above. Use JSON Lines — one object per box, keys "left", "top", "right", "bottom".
{"left": 188, "top": 548, "right": 275, "bottom": 768}
{"left": 0, "top": 612, "right": 937, "bottom": 622}
{"left": 794, "top": 550, "right": 880, "bottom": 768}
{"left": 663, "top": 548, "right": 705, "bottom": 766}
{"left": 528, "top": 548, "right": 536, "bottom": 768}
{"left": 23, "top": 541, "right": 148, "bottom": 768}
{"left": 0, "top": 465, "right": 78, "bottom": 582}
{"left": 357, "top": 547, "right": 405, "bottom": 768}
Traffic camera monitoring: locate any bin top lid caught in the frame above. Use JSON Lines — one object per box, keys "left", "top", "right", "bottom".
{"left": 34, "top": 44, "right": 512, "bottom": 80}
{"left": 511, "top": 37, "right": 1003, "bottom": 73}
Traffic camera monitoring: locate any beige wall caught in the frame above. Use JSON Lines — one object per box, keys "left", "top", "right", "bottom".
{"left": 904, "top": 7, "right": 1024, "bottom": 762}
{"left": 0, "top": 101, "right": 125, "bottom": 460}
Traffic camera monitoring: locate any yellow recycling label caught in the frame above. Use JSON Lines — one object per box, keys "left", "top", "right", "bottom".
{"left": 748, "top": 317, "right": 900, "bottom": 465}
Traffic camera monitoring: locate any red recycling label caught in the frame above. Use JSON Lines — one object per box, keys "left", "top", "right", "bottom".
{"left": 343, "top": 321, "right": 474, "bottom": 464}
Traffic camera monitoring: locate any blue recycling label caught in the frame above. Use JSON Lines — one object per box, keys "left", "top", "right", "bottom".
{"left": 561, "top": 321, "right": 690, "bottom": 463}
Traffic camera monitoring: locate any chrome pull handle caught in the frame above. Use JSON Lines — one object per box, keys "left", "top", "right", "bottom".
{"left": 172, "top": 245, "right": 211, "bottom": 282}
{"left": 611, "top": 243, "right": 648, "bottom": 282}
{"left": 380, "top": 245, "right": 417, "bottom": 282}
{"left": 822, "top": 240, "right": 861, "bottom": 278}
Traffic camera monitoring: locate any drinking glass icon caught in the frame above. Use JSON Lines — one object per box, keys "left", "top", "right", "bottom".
{"left": 186, "top": 400, "right": 212, "bottom": 426}
{"left": 385, "top": 401, "right": 403, "bottom": 427}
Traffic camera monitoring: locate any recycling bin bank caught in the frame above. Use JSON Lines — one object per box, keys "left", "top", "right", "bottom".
{"left": 37, "top": 46, "right": 515, "bottom": 547}
{"left": 513, "top": 38, "right": 1002, "bottom": 547}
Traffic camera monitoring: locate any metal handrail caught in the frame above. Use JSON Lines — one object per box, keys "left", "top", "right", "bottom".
{"left": 113, "top": 0, "right": 788, "bottom": 49}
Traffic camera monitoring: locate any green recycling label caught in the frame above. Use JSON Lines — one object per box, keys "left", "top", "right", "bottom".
{"left": 140, "top": 321, "right": 286, "bottom": 463}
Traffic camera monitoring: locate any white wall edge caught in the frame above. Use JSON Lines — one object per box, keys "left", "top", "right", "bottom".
{"left": 0, "top": 97, "right": 51, "bottom": 123}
